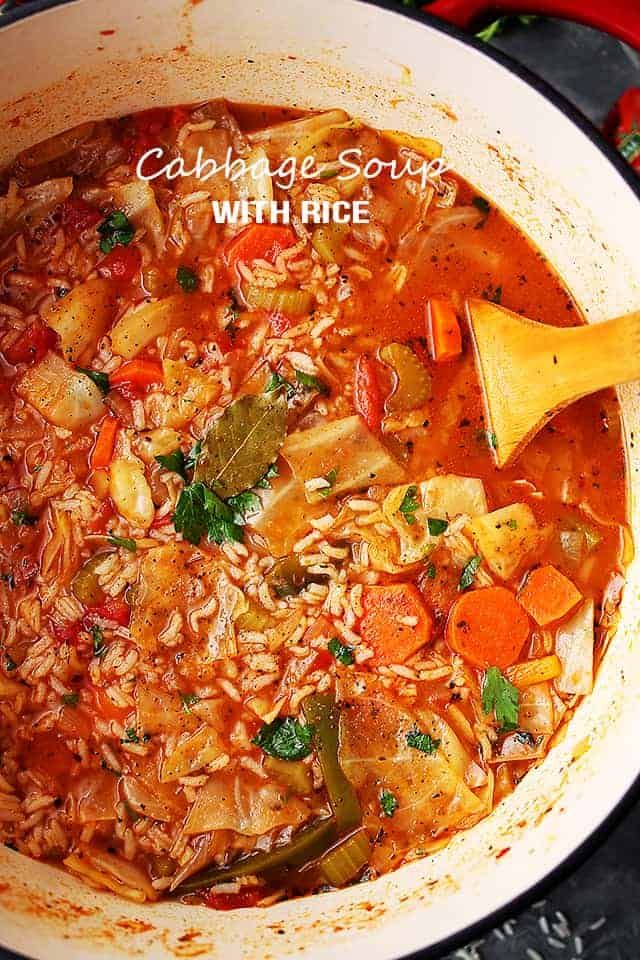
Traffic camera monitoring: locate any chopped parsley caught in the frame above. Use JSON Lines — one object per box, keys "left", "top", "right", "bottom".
{"left": 406, "top": 727, "right": 440, "bottom": 755}
{"left": 399, "top": 485, "right": 420, "bottom": 526}
{"left": 227, "top": 489, "right": 261, "bottom": 524}
{"left": 155, "top": 448, "right": 187, "bottom": 480}
{"left": 11, "top": 509, "right": 37, "bottom": 527}
{"left": 61, "top": 692, "right": 79, "bottom": 707}
{"left": 174, "top": 482, "right": 243, "bottom": 546}
{"left": 458, "top": 555, "right": 481, "bottom": 591}
{"left": 121, "top": 727, "right": 140, "bottom": 744}
{"left": 106, "top": 533, "right": 137, "bottom": 552}
{"left": 55, "top": 286, "right": 70, "bottom": 299}
{"left": 5, "top": 655, "right": 17, "bottom": 672}
{"left": 427, "top": 517, "right": 449, "bottom": 536}
{"left": 319, "top": 467, "right": 339, "bottom": 498}
{"left": 91, "top": 625, "right": 107, "bottom": 657}
{"left": 265, "top": 369, "right": 294, "bottom": 397}
{"left": 295, "top": 369, "right": 329, "bottom": 395}
{"left": 424, "top": 562, "right": 437, "bottom": 580}
{"left": 97, "top": 210, "right": 134, "bottom": 254}
{"left": 184, "top": 439, "right": 202, "bottom": 474}
{"left": 379, "top": 789, "right": 398, "bottom": 818}
{"left": 77, "top": 367, "right": 110, "bottom": 394}
{"left": 176, "top": 265, "right": 199, "bottom": 292}
{"left": 255, "top": 462, "right": 278, "bottom": 489}
{"left": 506, "top": 518, "right": 518, "bottom": 530}
{"left": 328, "top": 637, "right": 355, "bottom": 666}
{"left": 180, "top": 692, "right": 200, "bottom": 713}
{"left": 253, "top": 716, "right": 314, "bottom": 761}
{"left": 482, "top": 666, "right": 519, "bottom": 731}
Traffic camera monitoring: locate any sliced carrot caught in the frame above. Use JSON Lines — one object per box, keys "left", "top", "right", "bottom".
{"left": 110, "top": 359, "right": 163, "bottom": 388}
{"left": 360, "top": 584, "right": 433, "bottom": 665}
{"left": 225, "top": 224, "right": 297, "bottom": 278}
{"left": 445, "top": 585, "right": 529, "bottom": 670}
{"left": 90, "top": 416, "right": 119, "bottom": 470}
{"left": 354, "top": 354, "right": 384, "bottom": 432}
{"left": 426, "top": 299, "right": 462, "bottom": 362}
{"left": 517, "top": 564, "right": 582, "bottom": 626}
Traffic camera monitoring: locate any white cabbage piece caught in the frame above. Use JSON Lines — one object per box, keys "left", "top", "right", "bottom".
{"left": 338, "top": 675, "right": 484, "bottom": 841}
{"left": 160, "top": 725, "right": 225, "bottom": 782}
{"left": 184, "top": 771, "right": 310, "bottom": 835}
{"left": 282, "top": 415, "right": 405, "bottom": 503}
{"left": 110, "top": 180, "right": 165, "bottom": 253}
{"left": 554, "top": 598, "right": 594, "bottom": 695}
{"left": 467, "top": 502, "right": 547, "bottom": 580}
{"left": 45, "top": 278, "right": 116, "bottom": 363}
{"left": 383, "top": 474, "right": 487, "bottom": 565}
{"left": 64, "top": 845, "right": 158, "bottom": 902}
{"left": 17, "top": 351, "right": 104, "bottom": 429}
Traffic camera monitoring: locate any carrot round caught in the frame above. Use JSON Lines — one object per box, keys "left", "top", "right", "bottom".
{"left": 518, "top": 564, "right": 582, "bottom": 626}
{"left": 110, "top": 359, "right": 163, "bottom": 388}
{"left": 360, "top": 583, "right": 432, "bottom": 665}
{"left": 427, "top": 298, "right": 462, "bottom": 362}
{"left": 445, "top": 586, "right": 529, "bottom": 670}
{"left": 225, "top": 224, "right": 297, "bottom": 278}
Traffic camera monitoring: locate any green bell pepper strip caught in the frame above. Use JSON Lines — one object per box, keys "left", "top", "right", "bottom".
{"left": 174, "top": 817, "right": 337, "bottom": 894}
{"left": 302, "top": 692, "right": 362, "bottom": 832}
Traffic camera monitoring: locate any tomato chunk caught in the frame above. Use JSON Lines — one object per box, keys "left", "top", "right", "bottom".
{"left": 3, "top": 320, "right": 57, "bottom": 365}
{"left": 203, "top": 888, "right": 263, "bottom": 910}
{"left": 98, "top": 245, "right": 141, "bottom": 282}
{"left": 353, "top": 354, "right": 384, "bottom": 432}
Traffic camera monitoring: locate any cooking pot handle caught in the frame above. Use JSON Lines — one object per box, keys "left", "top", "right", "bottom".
{"left": 424, "top": 0, "right": 640, "bottom": 51}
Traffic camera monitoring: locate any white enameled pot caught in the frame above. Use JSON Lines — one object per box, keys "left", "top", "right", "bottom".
{"left": 0, "top": 2, "right": 639, "bottom": 958}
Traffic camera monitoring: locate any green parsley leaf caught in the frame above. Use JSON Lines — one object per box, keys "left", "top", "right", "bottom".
{"left": 255, "top": 462, "right": 279, "bottom": 489}
{"left": 106, "top": 533, "right": 137, "bottom": 552}
{"left": 328, "top": 637, "right": 355, "bottom": 666}
{"left": 482, "top": 666, "right": 519, "bottom": 730}
{"left": 122, "top": 727, "right": 140, "bottom": 744}
{"left": 379, "top": 789, "right": 398, "bottom": 818}
{"left": 319, "top": 467, "right": 339, "bottom": 498}
{"left": 155, "top": 448, "right": 187, "bottom": 479}
{"left": 295, "top": 369, "right": 329, "bottom": 396}
{"left": 62, "top": 692, "right": 79, "bottom": 707}
{"left": 11, "top": 509, "right": 37, "bottom": 527}
{"left": 77, "top": 367, "right": 110, "bottom": 395}
{"left": 427, "top": 517, "right": 449, "bottom": 536}
{"left": 227, "top": 489, "right": 261, "bottom": 524}
{"left": 252, "top": 716, "right": 314, "bottom": 761}
{"left": 5, "top": 656, "right": 17, "bottom": 671}
{"left": 506, "top": 518, "right": 518, "bottom": 530}
{"left": 91, "top": 625, "right": 107, "bottom": 657}
{"left": 475, "top": 14, "right": 537, "bottom": 42}
{"left": 619, "top": 129, "right": 640, "bottom": 164}
{"left": 406, "top": 727, "right": 440, "bottom": 755}
{"left": 399, "top": 485, "right": 420, "bottom": 526}
{"left": 424, "top": 562, "right": 437, "bottom": 580}
{"left": 265, "top": 369, "right": 294, "bottom": 397}
{"left": 98, "top": 210, "right": 134, "bottom": 254}
{"left": 459, "top": 555, "right": 481, "bottom": 590}
{"left": 180, "top": 692, "right": 200, "bottom": 713}
{"left": 472, "top": 196, "right": 491, "bottom": 216}
{"left": 184, "top": 439, "right": 202, "bottom": 474}
{"left": 55, "top": 286, "right": 70, "bottom": 299}
{"left": 176, "top": 265, "right": 199, "bottom": 292}
{"left": 173, "top": 482, "right": 243, "bottom": 546}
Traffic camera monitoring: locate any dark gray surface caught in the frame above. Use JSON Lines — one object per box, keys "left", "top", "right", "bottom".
{"left": 443, "top": 17, "right": 640, "bottom": 960}
{"left": 0, "top": 12, "right": 639, "bottom": 960}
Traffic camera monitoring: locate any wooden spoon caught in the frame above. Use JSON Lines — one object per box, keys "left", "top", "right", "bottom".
{"left": 465, "top": 299, "right": 640, "bottom": 468}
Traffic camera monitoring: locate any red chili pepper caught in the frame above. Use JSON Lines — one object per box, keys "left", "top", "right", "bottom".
{"left": 97, "top": 245, "right": 141, "bottom": 282}
{"left": 354, "top": 354, "right": 384, "bottom": 432}
{"left": 60, "top": 198, "right": 102, "bottom": 236}
{"left": 604, "top": 87, "right": 640, "bottom": 173}
{"left": 84, "top": 598, "right": 130, "bottom": 627}
{"left": 203, "top": 888, "right": 263, "bottom": 911}
{"left": 3, "top": 320, "right": 57, "bottom": 365}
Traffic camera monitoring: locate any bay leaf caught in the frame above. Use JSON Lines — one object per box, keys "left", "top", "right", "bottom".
{"left": 194, "top": 392, "right": 287, "bottom": 498}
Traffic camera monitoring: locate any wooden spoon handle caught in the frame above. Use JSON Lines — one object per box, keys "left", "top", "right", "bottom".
{"left": 548, "top": 310, "right": 640, "bottom": 402}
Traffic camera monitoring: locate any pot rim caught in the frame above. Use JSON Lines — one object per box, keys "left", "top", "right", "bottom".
{"left": 0, "top": 2, "right": 638, "bottom": 958}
